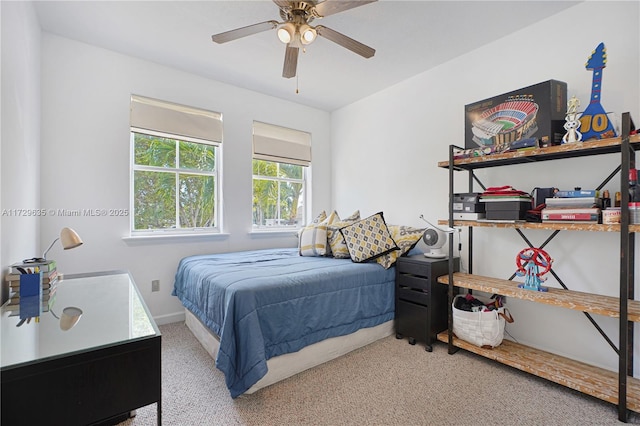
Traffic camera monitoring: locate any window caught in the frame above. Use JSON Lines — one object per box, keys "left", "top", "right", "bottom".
{"left": 130, "top": 95, "right": 222, "bottom": 234}
{"left": 252, "top": 122, "right": 311, "bottom": 230}
{"left": 253, "top": 160, "right": 305, "bottom": 228}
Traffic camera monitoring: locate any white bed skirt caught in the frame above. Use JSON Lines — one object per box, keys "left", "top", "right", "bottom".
{"left": 184, "top": 308, "right": 394, "bottom": 394}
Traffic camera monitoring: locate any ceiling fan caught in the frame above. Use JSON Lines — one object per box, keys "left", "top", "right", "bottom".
{"left": 211, "top": 0, "right": 377, "bottom": 79}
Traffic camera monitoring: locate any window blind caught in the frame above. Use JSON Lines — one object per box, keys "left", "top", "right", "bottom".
{"left": 130, "top": 95, "right": 222, "bottom": 143}
{"left": 253, "top": 121, "right": 311, "bottom": 166}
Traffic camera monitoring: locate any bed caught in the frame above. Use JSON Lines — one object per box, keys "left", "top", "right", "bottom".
{"left": 172, "top": 247, "right": 396, "bottom": 397}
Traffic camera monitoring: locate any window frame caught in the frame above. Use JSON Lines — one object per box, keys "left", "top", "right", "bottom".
{"left": 129, "top": 128, "right": 222, "bottom": 236}
{"left": 252, "top": 159, "right": 307, "bottom": 231}
{"left": 251, "top": 121, "right": 311, "bottom": 232}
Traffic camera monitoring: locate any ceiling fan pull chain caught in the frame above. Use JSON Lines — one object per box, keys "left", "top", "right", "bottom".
{"left": 296, "top": 73, "right": 299, "bottom": 94}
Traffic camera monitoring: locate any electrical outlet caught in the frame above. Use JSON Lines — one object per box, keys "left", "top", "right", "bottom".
{"left": 151, "top": 280, "right": 160, "bottom": 292}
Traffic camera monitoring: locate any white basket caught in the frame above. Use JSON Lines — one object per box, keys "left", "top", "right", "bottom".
{"left": 452, "top": 295, "right": 513, "bottom": 348}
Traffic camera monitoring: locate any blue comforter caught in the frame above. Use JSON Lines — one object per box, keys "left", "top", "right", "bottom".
{"left": 172, "top": 248, "right": 395, "bottom": 397}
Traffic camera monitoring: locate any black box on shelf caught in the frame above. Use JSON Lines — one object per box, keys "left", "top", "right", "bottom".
{"left": 484, "top": 200, "right": 533, "bottom": 211}
{"left": 453, "top": 193, "right": 485, "bottom": 213}
{"left": 464, "top": 80, "right": 567, "bottom": 150}
{"left": 486, "top": 210, "right": 528, "bottom": 220}
{"left": 483, "top": 198, "right": 532, "bottom": 220}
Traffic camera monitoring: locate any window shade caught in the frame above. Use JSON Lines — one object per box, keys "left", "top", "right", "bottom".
{"left": 253, "top": 121, "right": 311, "bottom": 166}
{"left": 130, "top": 95, "right": 222, "bottom": 143}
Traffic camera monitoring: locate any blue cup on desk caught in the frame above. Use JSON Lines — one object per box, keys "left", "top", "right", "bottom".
{"left": 19, "top": 272, "right": 43, "bottom": 319}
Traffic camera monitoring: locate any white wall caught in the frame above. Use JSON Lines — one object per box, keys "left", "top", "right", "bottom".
{"left": 332, "top": 1, "right": 640, "bottom": 372}
{"left": 0, "top": 0, "right": 42, "bottom": 356}
{"left": 36, "top": 35, "right": 332, "bottom": 324}
{"left": 0, "top": 2, "right": 41, "bottom": 302}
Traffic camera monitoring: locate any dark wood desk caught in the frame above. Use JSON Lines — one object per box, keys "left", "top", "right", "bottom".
{"left": 1, "top": 271, "right": 161, "bottom": 425}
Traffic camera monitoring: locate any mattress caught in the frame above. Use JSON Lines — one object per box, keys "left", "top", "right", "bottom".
{"left": 172, "top": 248, "right": 395, "bottom": 397}
{"left": 185, "top": 308, "right": 394, "bottom": 394}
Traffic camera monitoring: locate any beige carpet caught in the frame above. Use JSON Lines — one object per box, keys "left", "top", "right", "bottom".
{"left": 120, "top": 322, "right": 640, "bottom": 425}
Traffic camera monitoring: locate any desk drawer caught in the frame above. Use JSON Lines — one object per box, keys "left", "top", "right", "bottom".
{"left": 396, "top": 286, "right": 429, "bottom": 305}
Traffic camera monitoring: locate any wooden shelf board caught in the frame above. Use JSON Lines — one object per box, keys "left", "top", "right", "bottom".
{"left": 436, "top": 332, "right": 640, "bottom": 412}
{"left": 437, "top": 272, "right": 640, "bottom": 322}
{"left": 437, "top": 219, "right": 640, "bottom": 233}
{"left": 438, "top": 134, "right": 640, "bottom": 170}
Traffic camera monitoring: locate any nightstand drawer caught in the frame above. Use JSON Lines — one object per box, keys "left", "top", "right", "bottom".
{"left": 396, "top": 286, "right": 429, "bottom": 305}
{"left": 396, "top": 260, "right": 430, "bottom": 277}
{"left": 397, "top": 274, "right": 430, "bottom": 291}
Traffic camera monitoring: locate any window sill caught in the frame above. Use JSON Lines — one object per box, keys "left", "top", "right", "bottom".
{"left": 122, "top": 232, "right": 230, "bottom": 245}
{"left": 249, "top": 229, "right": 300, "bottom": 238}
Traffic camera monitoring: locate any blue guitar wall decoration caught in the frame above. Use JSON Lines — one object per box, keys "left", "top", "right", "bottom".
{"left": 579, "top": 42, "right": 617, "bottom": 140}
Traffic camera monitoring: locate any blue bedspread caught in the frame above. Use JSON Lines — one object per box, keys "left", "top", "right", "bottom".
{"left": 172, "top": 248, "right": 395, "bottom": 397}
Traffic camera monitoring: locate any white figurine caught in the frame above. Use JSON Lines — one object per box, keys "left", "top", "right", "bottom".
{"left": 562, "top": 95, "right": 582, "bottom": 144}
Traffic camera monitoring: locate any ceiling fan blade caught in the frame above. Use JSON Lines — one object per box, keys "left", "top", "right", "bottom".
{"left": 316, "top": 25, "right": 375, "bottom": 58}
{"left": 313, "top": 0, "right": 377, "bottom": 18}
{"left": 272, "top": 0, "right": 291, "bottom": 9}
{"left": 211, "top": 20, "right": 278, "bottom": 44}
{"left": 282, "top": 46, "right": 299, "bottom": 79}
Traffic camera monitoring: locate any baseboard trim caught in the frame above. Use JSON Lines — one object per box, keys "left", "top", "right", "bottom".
{"left": 153, "top": 311, "right": 185, "bottom": 325}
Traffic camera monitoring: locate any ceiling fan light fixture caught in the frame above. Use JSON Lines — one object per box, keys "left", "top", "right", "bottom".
{"left": 299, "top": 24, "right": 316, "bottom": 45}
{"left": 277, "top": 22, "right": 295, "bottom": 44}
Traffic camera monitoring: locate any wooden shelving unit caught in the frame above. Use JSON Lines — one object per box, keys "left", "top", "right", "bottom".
{"left": 438, "top": 113, "right": 637, "bottom": 421}
{"left": 437, "top": 272, "right": 640, "bottom": 322}
{"left": 438, "top": 219, "right": 640, "bottom": 233}
{"left": 438, "top": 133, "right": 640, "bottom": 170}
{"left": 435, "top": 331, "right": 640, "bottom": 412}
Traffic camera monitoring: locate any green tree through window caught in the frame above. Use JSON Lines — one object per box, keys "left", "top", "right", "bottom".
{"left": 132, "top": 132, "right": 218, "bottom": 231}
{"left": 252, "top": 159, "right": 304, "bottom": 228}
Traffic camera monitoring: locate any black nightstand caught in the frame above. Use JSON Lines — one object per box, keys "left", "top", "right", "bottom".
{"left": 394, "top": 255, "right": 459, "bottom": 351}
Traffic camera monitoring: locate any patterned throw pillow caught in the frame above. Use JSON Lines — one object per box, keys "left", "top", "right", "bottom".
{"left": 310, "top": 211, "right": 327, "bottom": 224}
{"left": 339, "top": 212, "right": 399, "bottom": 263}
{"left": 375, "top": 225, "right": 426, "bottom": 269}
{"left": 299, "top": 210, "right": 338, "bottom": 256}
{"left": 327, "top": 210, "right": 361, "bottom": 259}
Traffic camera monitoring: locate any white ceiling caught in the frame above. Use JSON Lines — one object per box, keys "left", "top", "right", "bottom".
{"left": 33, "top": 0, "right": 580, "bottom": 112}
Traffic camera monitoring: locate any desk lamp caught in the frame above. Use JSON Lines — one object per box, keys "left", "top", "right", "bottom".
{"left": 42, "top": 227, "right": 83, "bottom": 261}
{"left": 23, "top": 227, "right": 83, "bottom": 264}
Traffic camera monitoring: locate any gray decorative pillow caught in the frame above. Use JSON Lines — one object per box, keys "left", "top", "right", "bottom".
{"left": 339, "top": 212, "right": 399, "bottom": 263}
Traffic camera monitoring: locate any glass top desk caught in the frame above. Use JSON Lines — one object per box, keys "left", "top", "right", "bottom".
{"left": 1, "top": 270, "right": 161, "bottom": 426}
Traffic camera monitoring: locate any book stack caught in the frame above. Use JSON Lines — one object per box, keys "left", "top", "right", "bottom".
{"left": 542, "top": 189, "right": 601, "bottom": 223}
{"left": 5, "top": 260, "right": 58, "bottom": 312}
